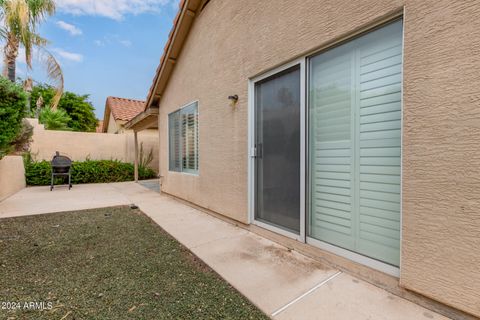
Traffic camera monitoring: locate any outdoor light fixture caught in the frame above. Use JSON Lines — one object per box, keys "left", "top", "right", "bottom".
{"left": 228, "top": 95, "right": 239, "bottom": 107}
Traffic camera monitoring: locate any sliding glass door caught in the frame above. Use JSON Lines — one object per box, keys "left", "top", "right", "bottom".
{"left": 254, "top": 65, "right": 302, "bottom": 235}
{"left": 249, "top": 20, "right": 402, "bottom": 270}
{"left": 308, "top": 20, "right": 403, "bottom": 266}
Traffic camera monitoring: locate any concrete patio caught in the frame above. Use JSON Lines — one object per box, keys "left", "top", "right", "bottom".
{"left": 0, "top": 182, "right": 450, "bottom": 320}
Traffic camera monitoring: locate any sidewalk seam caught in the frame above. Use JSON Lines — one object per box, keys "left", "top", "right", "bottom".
{"left": 271, "top": 271, "right": 343, "bottom": 318}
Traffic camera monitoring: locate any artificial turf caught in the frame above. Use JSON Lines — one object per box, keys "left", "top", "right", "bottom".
{"left": 0, "top": 206, "right": 269, "bottom": 319}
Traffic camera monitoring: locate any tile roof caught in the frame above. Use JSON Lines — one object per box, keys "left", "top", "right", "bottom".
{"left": 106, "top": 96, "right": 146, "bottom": 122}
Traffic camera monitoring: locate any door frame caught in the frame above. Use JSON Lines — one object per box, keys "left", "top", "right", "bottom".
{"left": 248, "top": 57, "right": 306, "bottom": 242}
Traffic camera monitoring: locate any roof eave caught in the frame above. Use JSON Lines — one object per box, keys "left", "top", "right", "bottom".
{"left": 145, "top": 0, "right": 204, "bottom": 110}
{"left": 125, "top": 107, "right": 159, "bottom": 131}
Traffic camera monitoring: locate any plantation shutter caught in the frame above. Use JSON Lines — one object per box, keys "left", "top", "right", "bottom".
{"left": 356, "top": 22, "right": 402, "bottom": 265}
{"left": 168, "top": 102, "right": 199, "bottom": 173}
{"left": 309, "top": 43, "right": 355, "bottom": 251}
{"left": 309, "top": 20, "right": 402, "bottom": 266}
{"left": 169, "top": 111, "right": 182, "bottom": 171}
{"left": 182, "top": 102, "right": 199, "bottom": 173}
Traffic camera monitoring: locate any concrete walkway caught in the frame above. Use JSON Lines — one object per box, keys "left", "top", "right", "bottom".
{"left": 0, "top": 182, "right": 450, "bottom": 320}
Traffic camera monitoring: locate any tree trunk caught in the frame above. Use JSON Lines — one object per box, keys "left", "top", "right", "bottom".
{"left": 3, "top": 34, "right": 19, "bottom": 82}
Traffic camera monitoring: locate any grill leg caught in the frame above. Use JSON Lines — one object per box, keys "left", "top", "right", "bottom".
{"left": 50, "top": 173, "right": 54, "bottom": 191}
{"left": 69, "top": 173, "right": 72, "bottom": 190}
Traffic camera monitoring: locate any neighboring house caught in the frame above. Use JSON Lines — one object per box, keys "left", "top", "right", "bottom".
{"left": 95, "top": 120, "right": 103, "bottom": 133}
{"left": 100, "top": 96, "right": 160, "bottom": 174}
{"left": 128, "top": 0, "right": 480, "bottom": 318}
{"left": 102, "top": 96, "right": 145, "bottom": 134}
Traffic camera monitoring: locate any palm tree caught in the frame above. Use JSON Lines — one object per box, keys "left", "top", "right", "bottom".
{"left": 0, "top": 0, "right": 63, "bottom": 108}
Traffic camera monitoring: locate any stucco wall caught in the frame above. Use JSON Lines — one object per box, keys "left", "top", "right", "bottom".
{"left": 106, "top": 112, "right": 128, "bottom": 134}
{"left": 106, "top": 111, "right": 118, "bottom": 133}
{"left": 28, "top": 119, "right": 159, "bottom": 172}
{"left": 156, "top": 0, "right": 480, "bottom": 316}
{"left": 400, "top": 1, "right": 480, "bottom": 317}
{"left": 0, "top": 156, "right": 26, "bottom": 202}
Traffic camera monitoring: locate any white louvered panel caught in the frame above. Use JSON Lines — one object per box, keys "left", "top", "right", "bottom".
{"left": 309, "top": 20, "right": 403, "bottom": 267}
{"left": 168, "top": 102, "right": 199, "bottom": 173}
{"left": 168, "top": 111, "right": 182, "bottom": 172}
{"left": 356, "top": 21, "right": 403, "bottom": 266}
{"left": 309, "top": 43, "right": 355, "bottom": 250}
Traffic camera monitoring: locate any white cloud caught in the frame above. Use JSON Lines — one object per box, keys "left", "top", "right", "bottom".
{"left": 119, "top": 40, "right": 132, "bottom": 47}
{"left": 94, "top": 35, "right": 132, "bottom": 47}
{"left": 55, "top": 0, "right": 174, "bottom": 20}
{"left": 56, "top": 20, "right": 83, "bottom": 36}
{"left": 52, "top": 48, "right": 84, "bottom": 62}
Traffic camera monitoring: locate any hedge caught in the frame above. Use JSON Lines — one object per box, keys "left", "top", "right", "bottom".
{"left": 0, "top": 77, "right": 27, "bottom": 159}
{"left": 25, "top": 159, "right": 157, "bottom": 186}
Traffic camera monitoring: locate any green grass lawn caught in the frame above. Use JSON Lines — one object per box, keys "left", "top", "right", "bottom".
{"left": 0, "top": 206, "right": 269, "bottom": 320}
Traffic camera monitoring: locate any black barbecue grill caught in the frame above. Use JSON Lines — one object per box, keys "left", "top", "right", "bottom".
{"left": 50, "top": 152, "right": 72, "bottom": 191}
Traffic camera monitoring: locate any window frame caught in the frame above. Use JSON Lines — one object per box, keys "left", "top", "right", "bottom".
{"left": 168, "top": 100, "right": 200, "bottom": 175}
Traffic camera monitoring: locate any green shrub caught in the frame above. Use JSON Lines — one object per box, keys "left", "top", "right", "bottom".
{"left": 0, "top": 77, "right": 27, "bottom": 159}
{"left": 58, "top": 92, "right": 98, "bottom": 132}
{"left": 25, "top": 159, "right": 157, "bottom": 186}
{"left": 39, "top": 108, "right": 72, "bottom": 131}
{"left": 25, "top": 160, "right": 52, "bottom": 186}
{"left": 30, "top": 84, "right": 98, "bottom": 132}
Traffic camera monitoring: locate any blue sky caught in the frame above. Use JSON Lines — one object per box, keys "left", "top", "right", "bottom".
{"left": 7, "top": 0, "right": 180, "bottom": 119}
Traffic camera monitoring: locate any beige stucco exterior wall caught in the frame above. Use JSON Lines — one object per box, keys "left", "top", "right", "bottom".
{"left": 0, "top": 156, "right": 26, "bottom": 202}
{"left": 106, "top": 111, "right": 127, "bottom": 134}
{"left": 28, "top": 119, "right": 159, "bottom": 172}
{"left": 400, "top": 1, "right": 480, "bottom": 317}
{"left": 156, "top": 0, "right": 480, "bottom": 316}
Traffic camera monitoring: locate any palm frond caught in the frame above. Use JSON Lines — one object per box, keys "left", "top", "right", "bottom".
{"left": 21, "top": 31, "right": 47, "bottom": 68}
{"left": 23, "top": 36, "right": 33, "bottom": 68}
{"left": 37, "top": 47, "right": 63, "bottom": 109}
{"left": 5, "top": 0, "right": 29, "bottom": 32}
{"left": 30, "top": 31, "right": 47, "bottom": 46}
{"left": 26, "top": 0, "right": 55, "bottom": 26}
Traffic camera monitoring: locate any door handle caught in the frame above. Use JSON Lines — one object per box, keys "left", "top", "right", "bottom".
{"left": 251, "top": 147, "right": 257, "bottom": 158}
{"left": 251, "top": 143, "right": 263, "bottom": 159}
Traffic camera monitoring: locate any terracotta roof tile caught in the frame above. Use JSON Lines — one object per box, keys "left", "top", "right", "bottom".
{"left": 106, "top": 96, "right": 145, "bottom": 122}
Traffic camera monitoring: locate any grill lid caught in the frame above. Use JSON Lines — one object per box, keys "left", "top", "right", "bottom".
{"left": 51, "top": 152, "right": 72, "bottom": 167}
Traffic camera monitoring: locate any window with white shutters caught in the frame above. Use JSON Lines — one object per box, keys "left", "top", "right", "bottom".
{"left": 168, "top": 101, "right": 199, "bottom": 174}
{"left": 308, "top": 20, "right": 402, "bottom": 266}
